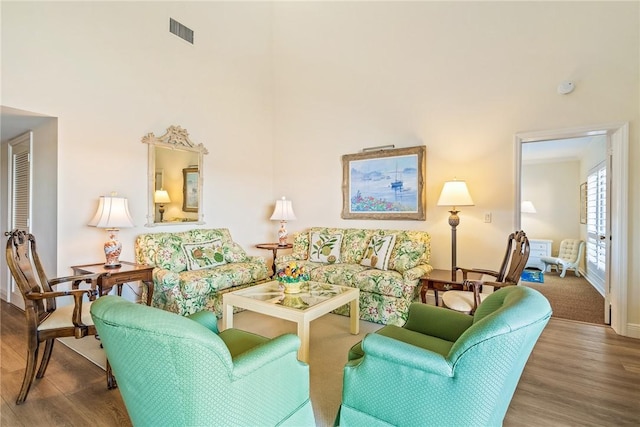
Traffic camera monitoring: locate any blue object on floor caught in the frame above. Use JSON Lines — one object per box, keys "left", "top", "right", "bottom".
{"left": 521, "top": 269, "right": 544, "bottom": 283}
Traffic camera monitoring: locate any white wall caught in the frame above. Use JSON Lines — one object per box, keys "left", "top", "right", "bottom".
{"left": 1, "top": 2, "right": 276, "bottom": 273}
{"left": 2, "top": 2, "right": 639, "bottom": 332}
{"left": 521, "top": 160, "right": 581, "bottom": 255}
{"left": 270, "top": 1, "right": 639, "bottom": 329}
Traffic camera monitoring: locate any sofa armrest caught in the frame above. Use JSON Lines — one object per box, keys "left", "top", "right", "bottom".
{"left": 403, "top": 302, "right": 473, "bottom": 342}
{"left": 275, "top": 254, "right": 298, "bottom": 265}
{"left": 154, "top": 268, "right": 181, "bottom": 291}
{"left": 349, "top": 333, "right": 453, "bottom": 377}
{"left": 402, "top": 264, "right": 434, "bottom": 281}
{"left": 231, "top": 334, "right": 303, "bottom": 380}
{"left": 186, "top": 310, "right": 219, "bottom": 334}
{"left": 246, "top": 255, "right": 267, "bottom": 266}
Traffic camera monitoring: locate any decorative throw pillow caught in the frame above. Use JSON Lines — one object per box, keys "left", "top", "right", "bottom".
{"left": 223, "top": 241, "right": 248, "bottom": 263}
{"left": 388, "top": 240, "right": 427, "bottom": 273}
{"left": 309, "top": 232, "right": 343, "bottom": 264}
{"left": 182, "top": 240, "right": 226, "bottom": 271}
{"left": 360, "top": 234, "right": 397, "bottom": 271}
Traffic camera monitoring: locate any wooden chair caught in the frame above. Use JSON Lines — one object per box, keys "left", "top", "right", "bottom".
{"left": 430, "top": 230, "right": 530, "bottom": 314}
{"left": 5, "top": 229, "right": 105, "bottom": 404}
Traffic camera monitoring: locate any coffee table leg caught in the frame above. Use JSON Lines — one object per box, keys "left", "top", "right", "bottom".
{"left": 297, "top": 320, "right": 310, "bottom": 363}
{"left": 222, "top": 301, "right": 234, "bottom": 330}
{"left": 349, "top": 297, "right": 360, "bottom": 335}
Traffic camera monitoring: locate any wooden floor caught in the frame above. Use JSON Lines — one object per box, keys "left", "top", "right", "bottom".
{"left": 2, "top": 299, "right": 639, "bottom": 426}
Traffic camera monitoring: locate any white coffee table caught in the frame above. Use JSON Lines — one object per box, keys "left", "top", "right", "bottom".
{"left": 222, "top": 280, "right": 360, "bottom": 363}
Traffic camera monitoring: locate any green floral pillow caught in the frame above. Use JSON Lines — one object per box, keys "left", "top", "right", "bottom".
{"left": 389, "top": 240, "right": 427, "bottom": 273}
{"left": 291, "top": 232, "right": 310, "bottom": 260}
{"left": 182, "top": 240, "right": 226, "bottom": 271}
{"left": 360, "top": 234, "right": 396, "bottom": 270}
{"left": 309, "top": 232, "right": 343, "bottom": 264}
{"left": 223, "top": 241, "right": 248, "bottom": 263}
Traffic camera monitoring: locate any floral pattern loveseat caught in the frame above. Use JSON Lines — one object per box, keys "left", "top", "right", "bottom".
{"left": 275, "top": 227, "right": 433, "bottom": 326}
{"left": 135, "top": 228, "right": 269, "bottom": 317}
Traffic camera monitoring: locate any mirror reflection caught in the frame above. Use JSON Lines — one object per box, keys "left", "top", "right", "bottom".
{"left": 142, "top": 126, "right": 208, "bottom": 226}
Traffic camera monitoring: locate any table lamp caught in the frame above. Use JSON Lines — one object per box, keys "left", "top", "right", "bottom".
{"left": 154, "top": 189, "right": 171, "bottom": 222}
{"left": 270, "top": 196, "right": 296, "bottom": 246}
{"left": 437, "top": 180, "right": 474, "bottom": 280}
{"left": 88, "top": 193, "right": 135, "bottom": 268}
{"left": 521, "top": 200, "right": 537, "bottom": 214}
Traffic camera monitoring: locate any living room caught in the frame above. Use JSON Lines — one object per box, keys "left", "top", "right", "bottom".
{"left": 1, "top": 1, "right": 639, "bottom": 425}
{"left": 3, "top": 0, "right": 638, "bottom": 335}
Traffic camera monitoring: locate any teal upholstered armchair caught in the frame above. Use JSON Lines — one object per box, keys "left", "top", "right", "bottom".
{"left": 90, "top": 296, "right": 315, "bottom": 427}
{"left": 337, "top": 286, "right": 551, "bottom": 426}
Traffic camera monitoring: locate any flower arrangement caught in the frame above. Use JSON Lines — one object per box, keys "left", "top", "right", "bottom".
{"left": 275, "top": 261, "right": 310, "bottom": 284}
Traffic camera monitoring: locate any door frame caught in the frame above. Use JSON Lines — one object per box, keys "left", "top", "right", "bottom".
{"left": 514, "top": 122, "right": 629, "bottom": 336}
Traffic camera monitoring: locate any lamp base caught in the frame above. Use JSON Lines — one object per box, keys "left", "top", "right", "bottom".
{"left": 104, "top": 229, "right": 122, "bottom": 269}
{"left": 103, "top": 263, "right": 122, "bottom": 269}
{"left": 277, "top": 220, "right": 288, "bottom": 246}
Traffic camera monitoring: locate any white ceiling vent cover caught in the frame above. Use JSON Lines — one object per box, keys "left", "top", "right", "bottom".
{"left": 169, "top": 18, "right": 194, "bottom": 44}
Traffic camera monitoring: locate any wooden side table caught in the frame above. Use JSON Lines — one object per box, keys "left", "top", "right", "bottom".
{"left": 419, "top": 268, "right": 480, "bottom": 306}
{"left": 256, "top": 243, "right": 293, "bottom": 276}
{"left": 71, "top": 261, "right": 154, "bottom": 306}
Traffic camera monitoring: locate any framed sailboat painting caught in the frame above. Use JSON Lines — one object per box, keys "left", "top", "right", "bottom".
{"left": 341, "top": 145, "right": 426, "bottom": 220}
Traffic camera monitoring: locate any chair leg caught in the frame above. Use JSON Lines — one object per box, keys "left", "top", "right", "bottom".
{"left": 17, "top": 343, "right": 40, "bottom": 405}
{"left": 106, "top": 359, "right": 117, "bottom": 389}
{"left": 560, "top": 265, "right": 567, "bottom": 278}
{"left": 36, "top": 339, "right": 55, "bottom": 379}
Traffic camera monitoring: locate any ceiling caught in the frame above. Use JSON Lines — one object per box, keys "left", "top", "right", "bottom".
{"left": 521, "top": 136, "right": 604, "bottom": 163}
{"left": 1, "top": 106, "right": 54, "bottom": 143}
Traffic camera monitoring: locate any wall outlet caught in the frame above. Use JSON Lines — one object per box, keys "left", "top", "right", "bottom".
{"left": 484, "top": 212, "right": 492, "bottom": 223}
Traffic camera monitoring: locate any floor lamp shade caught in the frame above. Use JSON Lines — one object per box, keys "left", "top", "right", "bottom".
{"left": 270, "top": 196, "right": 296, "bottom": 246}
{"left": 88, "top": 194, "right": 135, "bottom": 268}
{"left": 437, "top": 180, "right": 474, "bottom": 280}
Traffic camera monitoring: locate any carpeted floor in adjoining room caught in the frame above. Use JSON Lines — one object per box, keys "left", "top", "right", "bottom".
{"left": 522, "top": 270, "right": 605, "bottom": 325}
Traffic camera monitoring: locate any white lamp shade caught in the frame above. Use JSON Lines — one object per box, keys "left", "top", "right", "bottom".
{"left": 437, "top": 180, "right": 474, "bottom": 207}
{"left": 88, "top": 195, "right": 135, "bottom": 229}
{"left": 154, "top": 190, "right": 171, "bottom": 204}
{"left": 521, "top": 200, "right": 537, "bottom": 213}
{"left": 270, "top": 196, "right": 297, "bottom": 221}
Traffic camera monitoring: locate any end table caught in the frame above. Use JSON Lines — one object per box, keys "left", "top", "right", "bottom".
{"left": 71, "top": 261, "right": 154, "bottom": 306}
{"left": 256, "top": 243, "right": 293, "bottom": 277}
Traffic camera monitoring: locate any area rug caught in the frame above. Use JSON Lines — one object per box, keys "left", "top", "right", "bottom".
{"left": 522, "top": 271, "right": 605, "bottom": 325}
{"left": 521, "top": 269, "right": 544, "bottom": 283}
{"left": 58, "top": 336, "right": 106, "bottom": 369}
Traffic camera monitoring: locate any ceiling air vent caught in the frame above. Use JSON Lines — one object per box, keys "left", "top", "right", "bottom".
{"left": 169, "top": 18, "right": 194, "bottom": 44}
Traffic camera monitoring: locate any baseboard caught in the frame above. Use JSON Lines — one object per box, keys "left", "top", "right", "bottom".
{"left": 625, "top": 322, "right": 640, "bottom": 339}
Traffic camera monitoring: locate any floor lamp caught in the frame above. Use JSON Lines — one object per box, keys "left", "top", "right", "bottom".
{"left": 437, "top": 180, "right": 474, "bottom": 281}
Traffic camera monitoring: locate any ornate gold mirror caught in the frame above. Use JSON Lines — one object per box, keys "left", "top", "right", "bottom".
{"left": 142, "top": 126, "right": 208, "bottom": 226}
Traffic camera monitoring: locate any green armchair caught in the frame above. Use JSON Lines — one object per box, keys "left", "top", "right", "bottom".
{"left": 337, "top": 286, "right": 552, "bottom": 426}
{"left": 90, "top": 296, "right": 315, "bottom": 427}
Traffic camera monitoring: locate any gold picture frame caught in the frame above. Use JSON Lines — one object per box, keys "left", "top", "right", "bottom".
{"left": 341, "top": 146, "right": 426, "bottom": 220}
{"left": 183, "top": 167, "right": 199, "bottom": 212}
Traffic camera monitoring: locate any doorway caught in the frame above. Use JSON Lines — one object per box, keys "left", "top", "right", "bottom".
{"left": 1, "top": 106, "right": 58, "bottom": 308}
{"left": 7, "top": 132, "right": 32, "bottom": 309}
{"left": 514, "top": 123, "right": 629, "bottom": 335}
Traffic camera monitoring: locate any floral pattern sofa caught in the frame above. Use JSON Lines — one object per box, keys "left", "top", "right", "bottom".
{"left": 275, "top": 227, "right": 433, "bottom": 326}
{"left": 135, "top": 228, "right": 269, "bottom": 317}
